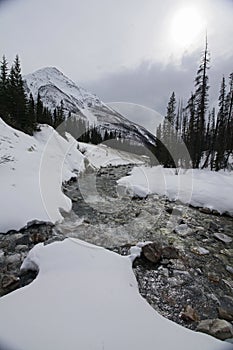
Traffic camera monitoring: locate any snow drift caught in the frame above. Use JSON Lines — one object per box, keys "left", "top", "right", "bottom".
{"left": 0, "top": 238, "right": 230, "bottom": 350}
{"left": 0, "top": 118, "right": 85, "bottom": 232}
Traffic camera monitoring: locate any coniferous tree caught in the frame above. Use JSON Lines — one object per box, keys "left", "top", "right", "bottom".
{"left": 26, "top": 93, "right": 37, "bottom": 134}
{"left": 7, "top": 55, "right": 28, "bottom": 131}
{"left": 0, "top": 55, "right": 9, "bottom": 122}
{"left": 193, "top": 38, "right": 210, "bottom": 167}
{"left": 215, "top": 76, "right": 227, "bottom": 170}
{"left": 36, "top": 93, "right": 44, "bottom": 123}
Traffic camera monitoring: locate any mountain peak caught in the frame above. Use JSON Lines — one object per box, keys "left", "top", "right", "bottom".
{"left": 24, "top": 66, "right": 157, "bottom": 146}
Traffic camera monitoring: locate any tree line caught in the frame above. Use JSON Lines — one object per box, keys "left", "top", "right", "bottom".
{"left": 156, "top": 40, "right": 233, "bottom": 171}
{"left": 0, "top": 55, "right": 66, "bottom": 134}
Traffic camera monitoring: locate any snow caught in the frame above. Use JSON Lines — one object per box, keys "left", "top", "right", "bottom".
{"left": 24, "top": 67, "right": 101, "bottom": 111}
{"left": 117, "top": 165, "right": 233, "bottom": 215}
{"left": 0, "top": 238, "right": 230, "bottom": 350}
{"left": 0, "top": 118, "right": 85, "bottom": 233}
{"left": 78, "top": 142, "right": 145, "bottom": 168}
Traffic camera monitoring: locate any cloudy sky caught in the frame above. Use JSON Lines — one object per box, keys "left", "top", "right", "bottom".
{"left": 0, "top": 0, "right": 232, "bottom": 129}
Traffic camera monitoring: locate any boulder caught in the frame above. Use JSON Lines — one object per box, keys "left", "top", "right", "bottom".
{"left": 162, "top": 246, "right": 179, "bottom": 259}
{"left": 214, "top": 232, "right": 232, "bottom": 244}
{"left": 218, "top": 307, "right": 233, "bottom": 322}
{"left": 141, "top": 242, "right": 162, "bottom": 264}
{"left": 196, "top": 318, "right": 233, "bottom": 340}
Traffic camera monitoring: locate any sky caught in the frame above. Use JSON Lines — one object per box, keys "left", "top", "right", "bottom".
{"left": 0, "top": 0, "right": 232, "bottom": 129}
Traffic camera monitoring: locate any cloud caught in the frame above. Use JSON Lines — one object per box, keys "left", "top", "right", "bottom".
{"left": 0, "top": 0, "right": 232, "bottom": 127}
{"left": 84, "top": 50, "right": 233, "bottom": 115}
{"left": 0, "top": 0, "right": 232, "bottom": 82}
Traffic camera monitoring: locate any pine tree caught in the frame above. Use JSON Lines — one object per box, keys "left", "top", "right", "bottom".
{"left": 7, "top": 56, "right": 27, "bottom": 130}
{"left": 215, "top": 76, "right": 227, "bottom": 170}
{"left": 36, "top": 93, "right": 44, "bottom": 123}
{"left": 26, "top": 93, "right": 37, "bottom": 134}
{"left": 0, "top": 55, "right": 9, "bottom": 121}
{"left": 223, "top": 73, "right": 233, "bottom": 168}
{"left": 162, "top": 92, "right": 177, "bottom": 167}
{"left": 193, "top": 37, "right": 210, "bottom": 168}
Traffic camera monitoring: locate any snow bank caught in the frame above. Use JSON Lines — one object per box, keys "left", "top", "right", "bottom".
{"left": 0, "top": 238, "right": 230, "bottom": 350}
{"left": 78, "top": 142, "right": 145, "bottom": 168}
{"left": 118, "top": 165, "right": 233, "bottom": 215}
{"left": 0, "top": 119, "right": 85, "bottom": 232}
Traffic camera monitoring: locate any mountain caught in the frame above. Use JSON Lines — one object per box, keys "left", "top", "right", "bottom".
{"left": 24, "top": 67, "right": 157, "bottom": 146}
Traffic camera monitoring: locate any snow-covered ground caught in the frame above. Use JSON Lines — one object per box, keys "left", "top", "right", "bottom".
{"left": 0, "top": 238, "right": 230, "bottom": 350}
{"left": 117, "top": 165, "right": 233, "bottom": 215}
{"left": 0, "top": 118, "right": 85, "bottom": 233}
{"left": 78, "top": 141, "right": 147, "bottom": 168}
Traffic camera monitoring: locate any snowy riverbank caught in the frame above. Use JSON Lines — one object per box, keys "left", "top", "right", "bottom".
{"left": 118, "top": 165, "right": 233, "bottom": 216}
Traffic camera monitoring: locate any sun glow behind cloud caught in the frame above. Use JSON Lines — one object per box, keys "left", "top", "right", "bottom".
{"left": 170, "top": 6, "right": 206, "bottom": 50}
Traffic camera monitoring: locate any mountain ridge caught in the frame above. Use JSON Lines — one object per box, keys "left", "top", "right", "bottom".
{"left": 24, "top": 67, "right": 157, "bottom": 147}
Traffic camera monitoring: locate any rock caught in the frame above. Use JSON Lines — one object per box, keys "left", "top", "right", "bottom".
{"left": 199, "top": 207, "right": 212, "bottom": 214}
{"left": 0, "top": 249, "right": 4, "bottom": 262}
{"left": 196, "top": 318, "right": 233, "bottom": 340}
{"left": 1, "top": 274, "right": 20, "bottom": 289}
{"left": 162, "top": 246, "right": 179, "bottom": 259}
{"left": 141, "top": 242, "right": 162, "bottom": 264}
{"left": 173, "top": 270, "right": 190, "bottom": 277}
{"left": 180, "top": 305, "right": 200, "bottom": 322}
{"left": 15, "top": 245, "right": 28, "bottom": 252}
{"left": 208, "top": 221, "right": 219, "bottom": 231}
{"left": 218, "top": 307, "right": 233, "bottom": 322}
{"left": 212, "top": 209, "right": 220, "bottom": 216}
{"left": 214, "top": 232, "right": 232, "bottom": 244}
{"left": 5, "top": 253, "right": 21, "bottom": 264}
{"left": 174, "top": 224, "right": 193, "bottom": 237}
{"left": 16, "top": 234, "right": 30, "bottom": 246}
{"left": 30, "top": 232, "right": 46, "bottom": 244}
{"left": 166, "top": 207, "right": 182, "bottom": 215}
{"left": 207, "top": 272, "right": 220, "bottom": 283}
{"left": 220, "top": 249, "right": 233, "bottom": 257}
{"left": 222, "top": 279, "right": 233, "bottom": 292}
{"left": 191, "top": 246, "right": 209, "bottom": 256}
{"left": 226, "top": 266, "right": 233, "bottom": 275}
{"left": 158, "top": 266, "right": 169, "bottom": 277}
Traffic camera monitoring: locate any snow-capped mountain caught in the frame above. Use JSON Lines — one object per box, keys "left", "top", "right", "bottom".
{"left": 24, "top": 67, "right": 157, "bottom": 145}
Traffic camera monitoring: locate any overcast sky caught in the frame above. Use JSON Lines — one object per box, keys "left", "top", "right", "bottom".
{"left": 0, "top": 0, "right": 232, "bottom": 129}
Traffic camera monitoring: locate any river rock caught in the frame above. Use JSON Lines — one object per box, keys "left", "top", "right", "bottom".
{"left": 226, "top": 265, "right": 233, "bottom": 275}
{"left": 218, "top": 307, "right": 233, "bottom": 322}
{"left": 166, "top": 207, "right": 182, "bottom": 216}
{"left": 180, "top": 305, "right": 200, "bottom": 322}
{"left": 141, "top": 242, "right": 162, "bottom": 264}
{"left": 5, "top": 253, "right": 21, "bottom": 264}
{"left": 214, "top": 232, "right": 232, "bottom": 244}
{"left": 199, "top": 207, "right": 212, "bottom": 214}
{"left": 0, "top": 249, "right": 4, "bottom": 262}
{"left": 162, "top": 246, "right": 179, "bottom": 259}
{"left": 191, "top": 246, "right": 210, "bottom": 256}
{"left": 196, "top": 318, "right": 233, "bottom": 340}
{"left": 1, "top": 274, "right": 20, "bottom": 289}
{"left": 174, "top": 224, "right": 192, "bottom": 237}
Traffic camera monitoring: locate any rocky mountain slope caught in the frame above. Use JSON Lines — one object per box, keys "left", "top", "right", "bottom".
{"left": 24, "top": 67, "right": 157, "bottom": 146}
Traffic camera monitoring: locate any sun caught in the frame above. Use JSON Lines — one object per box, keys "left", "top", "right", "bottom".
{"left": 171, "top": 7, "right": 205, "bottom": 47}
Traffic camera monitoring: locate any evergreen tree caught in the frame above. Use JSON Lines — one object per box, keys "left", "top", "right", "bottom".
{"left": 0, "top": 55, "right": 9, "bottom": 121}
{"left": 193, "top": 37, "right": 210, "bottom": 167}
{"left": 26, "top": 93, "right": 37, "bottom": 134}
{"left": 36, "top": 93, "right": 44, "bottom": 123}
{"left": 8, "top": 55, "right": 28, "bottom": 131}
{"left": 162, "top": 92, "right": 177, "bottom": 167}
